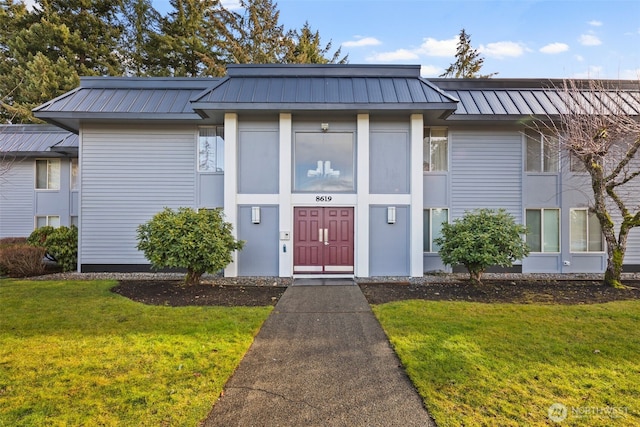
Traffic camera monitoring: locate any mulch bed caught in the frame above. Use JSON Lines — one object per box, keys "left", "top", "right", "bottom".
{"left": 111, "top": 279, "right": 640, "bottom": 307}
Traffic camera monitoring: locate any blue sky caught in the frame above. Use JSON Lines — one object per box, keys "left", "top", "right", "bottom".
{"left": 129, "top": 0, "right": 638, "bottom": 79}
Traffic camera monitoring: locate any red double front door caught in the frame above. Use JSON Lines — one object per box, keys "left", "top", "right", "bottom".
{"left": 293, "top": 207, "right": 354, "bottom": 274}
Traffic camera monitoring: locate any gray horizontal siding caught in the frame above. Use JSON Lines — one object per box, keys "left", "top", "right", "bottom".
{"left": 451, "top": 130, "right": 522, "bottom": 222}
{"left": 0, "top": 160, "right": 34, "bottom": 237}
{"left": 81, "top": 125, "right": 196, "bottom": 264}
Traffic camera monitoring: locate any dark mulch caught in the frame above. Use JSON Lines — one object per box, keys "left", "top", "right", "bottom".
{"left": 112, "top": 279, "right": 640, "bottom": 307}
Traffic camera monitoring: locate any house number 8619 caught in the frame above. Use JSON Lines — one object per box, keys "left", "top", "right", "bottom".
{"left": 316, "top": 196, "right": 333, "bottom": 202}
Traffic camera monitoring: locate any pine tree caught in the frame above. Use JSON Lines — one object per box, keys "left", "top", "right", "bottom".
{"left": 440, "top": 29, "right": 496, "bottom": 78}
{"left": 119, "top": 0, "right": 162, "bottom": 76}
{"left": 284, "top": 21, "right": 348, "bottom": 64}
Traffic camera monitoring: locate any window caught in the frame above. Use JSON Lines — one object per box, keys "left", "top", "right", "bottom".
{"left": 525, "top": 129, "right": 558, "bottom": 172}
{"left": 423, "top": 128, "right": 448, "bottom": 171}
{"left": 35, "top": 159, "right": 60, "bottom": 190}
{"left": 198, "top": 126, "right": 224, "bottom": 172}
{"left": 36, "top": 216, "right": 60, "bottom": 228}
{"left": 423, "top": 208, "right": 448, "bottom": 252}
{"left": 526, "top": 209, "right": 560, "bottom": 252}
{"left": 570, "top": 209, "right": 604, "bottom": 252}
{"left": 294, "top": 132, "right": 355, "bottom": 192}
{"left": 70, "top": 158, "right": 78, "bottom": 190}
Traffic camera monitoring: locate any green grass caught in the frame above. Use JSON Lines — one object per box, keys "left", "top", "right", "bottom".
{"left": 373, "top": 300, "right": 640, "bottom": 426}
{"left": 0, "top": 279, "right": 271, "bottom": 426}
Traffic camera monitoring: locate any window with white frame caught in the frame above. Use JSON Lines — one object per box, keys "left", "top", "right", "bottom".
{"left": 423, "top": 128, "right": 448, "bottom": 172}
{"left": 526, "top": 208, "right": 560, "bottom": 252}
{"left": 570, "top": 209, "right": 604, "bottom": 252}
{"left": 198, "top": 126, "right": 224, "bottom": 172}
{"left": 36, "top": 216, "right": 60, "bottom": 228}
{"left": 70, "top": 158, "right": 78, "bottom": 190}
{"left": 423, "top": 208, "right": 448, "bottom": 252}
{"left": 35, "top": 159, "right": 61, "bottom": 190}
{"left": 525, "top": 129, "right": 558, "bottom": 172}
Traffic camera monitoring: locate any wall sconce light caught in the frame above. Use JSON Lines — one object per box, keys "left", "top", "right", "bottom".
{"left": 251, "top": 206, "right": 261, "bottom": 224}
{"left": 321, "top": 122, "right": 329, "bottom": 132}
{"left": 387, "top": 206, "right": 396, "bottom": 224}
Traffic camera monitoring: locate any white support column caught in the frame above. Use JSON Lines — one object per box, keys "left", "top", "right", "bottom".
{"left": 278, "top": 113, "right": 293, "bottom": 277}
{"left": 410, "top": 114, "right": 424, "bottom": 277}
{"left": 224, "top": 113, "right": 239, "bottom": 277}
{"left": 356, "top": 113, "right": 370, "bottom": 277}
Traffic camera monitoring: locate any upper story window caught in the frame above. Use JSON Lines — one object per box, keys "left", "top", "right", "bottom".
{"left": 423, "top": 128, "right": 448, "bottom": 172}
{"left": 525, "top": 129, "right": 558, "bottom": 173}
{"left": 198, "top": 126, "right": 224, "bottom": 172}
{"left": 570, "top": 209, "right": 604, "bottom": 252}
{"left": 526, "top": 208, "right": 560, "bottom": 252}
{"left": 294, "top": 132, "right": 355, "bottom": 192}
{"left": 35, "top": 159, "right": 60, "bottom": 190}
{"left": 70, "top": 158, "right": 78, "bottom": 190}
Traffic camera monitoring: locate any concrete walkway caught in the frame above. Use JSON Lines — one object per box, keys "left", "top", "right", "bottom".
{"left": 202, "top": 278, "right": 435, "bottom": 427}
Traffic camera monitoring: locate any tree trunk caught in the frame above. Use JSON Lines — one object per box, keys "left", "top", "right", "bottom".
{"left": 604, "top": 239, "right": 627, "bottom": 289}
{"left": 184, "top": 269, "right": 203, "bottom": 286}
{"left": 467, "top": 267, "right": 484, "bottom": 285}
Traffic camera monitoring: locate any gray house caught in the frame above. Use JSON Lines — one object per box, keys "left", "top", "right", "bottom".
{"left": 11, "top": 64, "right": 640, "bottom": 276}
{"left": 0, "top": 125, "right": 78, "bottom": 238}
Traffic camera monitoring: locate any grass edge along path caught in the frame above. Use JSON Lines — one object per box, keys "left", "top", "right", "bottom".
{"left": 0, "top": 279, "right": 271, "bottom": 426}
{"left": 373, "top": 300, "right": 640, "bottom": 427}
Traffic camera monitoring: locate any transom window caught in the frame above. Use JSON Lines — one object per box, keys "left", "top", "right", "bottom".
{"left": 423, "top": 128, "right": 448, "bottom": 172}
{"left": 525, "top": 129, "right": 558, "bottom": 173}
{"left": 423, "top": 208, "right": 448, "bottom": 252}
{"left": 294, "top": 132, "right": 354, "bottom": 192}
{"left": 570, "top": 209, "right": 604, "bottom": 252}
{"left": 198, "top": 126, "right": 224, "bottom": 172}
{"left": 35, "top": 159, "right": 60, "bottom": 190}
{"left": 526, "top": 208, "right": 560, "bottom": 252}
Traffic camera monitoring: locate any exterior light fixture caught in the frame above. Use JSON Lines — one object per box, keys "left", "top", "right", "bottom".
{"left": 251, "top": 206, "right": 261, "bottom": 224}
{"left": 387, "top": 206, "right": 396, "bottom": 224}
{"left": 321, "top": 123, "right": 329, "bottom": 132}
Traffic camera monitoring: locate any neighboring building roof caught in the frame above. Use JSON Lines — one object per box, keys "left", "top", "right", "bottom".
{"left": 432, "top": 78, "right": 640, "bottom": 121}
{"left": 0, "top": 124, "right": 78, "bottom": 157}
{"left": 33, "top": 77, "right": 220, "bottom": 132}
{"left": 191, "top": 64, "right": 459, "bottom": 117}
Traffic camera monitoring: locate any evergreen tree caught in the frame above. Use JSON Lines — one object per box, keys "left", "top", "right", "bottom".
{"left": 119, "top": 0, "right": 162, "bottom": 76}
{"left": 284, "top": 21, "right": 348, "bottom": 64}
{"left": 440, "top": 29, "right": 496, "bottom": 78}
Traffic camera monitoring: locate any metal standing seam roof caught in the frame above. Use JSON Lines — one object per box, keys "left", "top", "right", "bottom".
{"left": 190, "top": 64, "right": 459, "bottom": 113}
{"left": 0, "top": 124, "right": 78, "bottom": 155}
{"left": 430, "top": 79, "right": 640, "bottom": 118}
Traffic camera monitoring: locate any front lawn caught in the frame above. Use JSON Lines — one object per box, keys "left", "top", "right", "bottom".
{"left": 373, "top": 300, "right": 640, "bottom": 426}
{"left": 0, "top": 279, "right": 271, "bottom": 426}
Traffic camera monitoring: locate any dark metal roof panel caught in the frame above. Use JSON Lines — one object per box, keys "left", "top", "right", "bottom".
{"left": 0, "top": 125, "right": 77, "bottom": 154}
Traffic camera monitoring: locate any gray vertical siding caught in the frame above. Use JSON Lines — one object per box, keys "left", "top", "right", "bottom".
{"left": 451, "top": 130, "right": 522, "bottom": 222}
{"left": 0, "top": 160, "right": 34, "bottom": 237}
{"left": 81, "top": 124, "right": 196, "bottom": 266}
{"left": 369, "top": 205, "right": 410, "bottom": 276}
{"left": 237, "top": 205, "right": 279, "bottom": 276}
{"left": 238, "top": 128, "right": 279, "bottom": 194}
{"left": 369, "top": 130, "right": 410, "bottom": 194}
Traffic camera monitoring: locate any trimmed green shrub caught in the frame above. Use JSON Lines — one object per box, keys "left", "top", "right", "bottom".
{"left": 434, "top": 208, "right": 529, "bottom": 284}
{"left": 0, "top": 244, "right": 46, "bottom": 277}
{"left": 27, "top": 225, "right": 78, "bottom": 272}
{"left": 137, "top": 207, "right": 244, "bottom": 285}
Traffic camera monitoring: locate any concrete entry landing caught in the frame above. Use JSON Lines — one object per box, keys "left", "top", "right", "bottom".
{"left": 202, "top": 278, "right": 435, "bottom": 427}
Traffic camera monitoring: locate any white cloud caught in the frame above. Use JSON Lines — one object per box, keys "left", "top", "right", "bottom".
{"left": 366, "top": 49, "right": 420, "bottom": 62}
{"left": 540, "top": 43, "right": 569, "bottom": 54}
{"left": 479, "top": 41, "right": 525, "bottom": 58}
{"left": 619, "top": 69, "right": 640, "bottom": 79}
{"left": 588, "top": 20, "right": 603, "bottom": 27}
{"left": 579, "top": 34, "right": 602, "bottom": 46}
{"left": 342, "top": 37, "right": 382, "bottom": 48}
{"left": 574, "top": 54, "right": 584, "bottom": 62}
{"left": 420, "top": 65, "right": 441, "bottom": 77}
{"left": 418, "top": 36, "right": 458, "bottom": 57}
{"left": 572, "top": 65, "right": 604, "bottom": 79}
{"left": 221, "top": 0, "right": 242, "bottom": 10}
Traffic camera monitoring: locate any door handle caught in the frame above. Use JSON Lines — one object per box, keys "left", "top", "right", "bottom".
{"left": 324, "top": 228, "right": 329, "bottom": 245}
